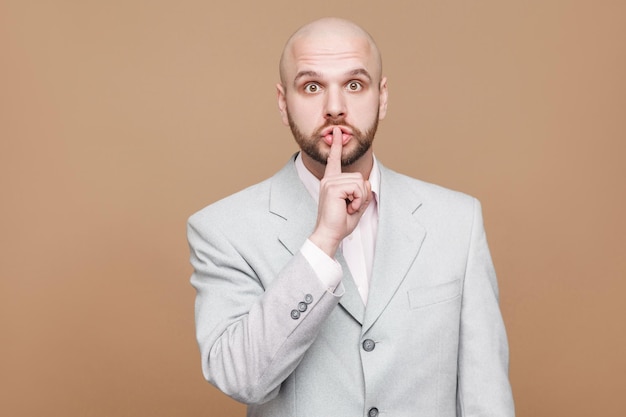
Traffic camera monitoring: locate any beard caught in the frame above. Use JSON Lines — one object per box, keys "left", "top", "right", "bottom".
{"left": 287, "top": 112, "right": 379, "bottom": 167}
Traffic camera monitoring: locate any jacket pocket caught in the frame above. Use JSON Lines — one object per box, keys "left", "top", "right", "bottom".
{"left": 407, "top": 279, "right": 461, "bottom": 309}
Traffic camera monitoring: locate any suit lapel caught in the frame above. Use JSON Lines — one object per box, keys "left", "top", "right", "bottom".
{"left": 363, "top": 165, "right": 426, "bottom": 333}
{"left": 271, "top": 156, "right": 317, "bottom": 256}
{"left": 270, "top": 155, "right": 365, "bottom": 324}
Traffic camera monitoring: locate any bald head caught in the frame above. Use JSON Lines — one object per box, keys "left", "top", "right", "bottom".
{"left": 279, "top": 18, "right": 383, "bottom": 87}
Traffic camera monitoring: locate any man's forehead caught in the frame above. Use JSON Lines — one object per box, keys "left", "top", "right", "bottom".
{"left": 279, "top": 18, "right": 382, "bottom": 84}
{"left": 290, "top": 33, "right": 372, "bottom": 56}
{"left": 283, "top": 34, "right": 379, "bottom": 83}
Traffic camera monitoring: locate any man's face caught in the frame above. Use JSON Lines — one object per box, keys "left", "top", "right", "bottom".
{"left": 277, "top": 33, "right": 388, "bottom": 169}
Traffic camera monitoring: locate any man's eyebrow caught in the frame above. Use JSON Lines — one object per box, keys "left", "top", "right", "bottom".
{"left": 348, "top": 68, "right": 372, "bottom": 82}
{"left": 293, "top": 70, "right": 320, "bottom": 85}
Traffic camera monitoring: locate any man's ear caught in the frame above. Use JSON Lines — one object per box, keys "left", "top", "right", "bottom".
{"left": 378, "top": 77, "right": 388, "bottom": 120}
{"left": 276, "top": 83, "right": 289, "bottom": 126}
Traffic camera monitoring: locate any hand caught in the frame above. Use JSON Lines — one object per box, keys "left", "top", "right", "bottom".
{"left": 309, "top": 127, "right": 372, "bottom": 257}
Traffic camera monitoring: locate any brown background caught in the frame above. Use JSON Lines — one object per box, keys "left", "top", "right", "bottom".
{"left": 1, "top": 1, "right": 624, "bottom": 416}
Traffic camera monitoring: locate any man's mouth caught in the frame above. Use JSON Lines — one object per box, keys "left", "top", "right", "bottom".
{"left": 320, "top": 126, "right": 353, "bottom": 146}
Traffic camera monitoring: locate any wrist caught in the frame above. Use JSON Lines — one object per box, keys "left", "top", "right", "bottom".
{"left": 309, "top": 230, "right": 341, "bottom": 258}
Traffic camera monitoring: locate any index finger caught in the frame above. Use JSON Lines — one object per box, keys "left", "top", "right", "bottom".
{"left": 324, "top": 126, "right": 343, "bottom": 177}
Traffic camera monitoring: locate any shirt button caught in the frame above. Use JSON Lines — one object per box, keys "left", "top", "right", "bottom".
{"left": 362, "top": 339, "right": 376, "bottom": 352}
{"left": 368, "top": 407, "right": 379, "bottom": 417}
{"left": 304, "top": 294, "right": 313, "bottom": 304}
{"left": 290, "top": 309, "right": 300, "bottom": 320}
{"left": 298, "top": 302, "right": 308, "bottom": 312}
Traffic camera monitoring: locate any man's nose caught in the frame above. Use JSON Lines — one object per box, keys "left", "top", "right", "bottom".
{"left": 324, "top": 86, "right": 346, "bottom": 120}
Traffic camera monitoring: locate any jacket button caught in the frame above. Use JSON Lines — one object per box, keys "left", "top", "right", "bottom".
{"left": 298, "top": 301, "right": 308, "bottom": 312}
{"left": 290, "top": 309, "right": 300, "bottom": 320}
{"left": 368, "top": 407, "right": 379, "bottom": 417}
{"left": 362, "top": 339, "right": 376, "bottom": 352}
{"left": 304, "top": 294, "right": 313, "bottom": 304}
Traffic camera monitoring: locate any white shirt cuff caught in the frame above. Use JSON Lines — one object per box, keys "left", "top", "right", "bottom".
{"left": 300, "top": 239, "right": 343, "bottom": 293}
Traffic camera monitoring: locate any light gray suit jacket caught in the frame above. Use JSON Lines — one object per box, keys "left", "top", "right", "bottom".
{"left": 188, "top": 155, "right": 515, "bottom": 417}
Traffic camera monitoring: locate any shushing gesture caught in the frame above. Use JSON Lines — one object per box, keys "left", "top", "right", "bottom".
{"left": 309, "top": 127, "right": 372, "bottom": 257}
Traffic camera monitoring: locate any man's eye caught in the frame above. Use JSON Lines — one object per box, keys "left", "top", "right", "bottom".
{"left": 347, "top": 81, "right": 362, "bottom": 91}
{"left": 304, "top": 83, "right": 320, "bottom": 93}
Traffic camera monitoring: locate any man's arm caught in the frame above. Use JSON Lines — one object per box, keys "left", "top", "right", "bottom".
{"left": 189, "top": 220, "right": 342, "bottom": 404}
{"left": 457, "top": 198, "right": 515, "bottom": 416}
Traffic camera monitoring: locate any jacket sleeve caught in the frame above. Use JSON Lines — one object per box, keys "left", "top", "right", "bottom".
{"left": 187, "top": 216, "right": 343, "bottom": 405}
{"left": 457, "top": 198, "right": 515, "bottom": 416}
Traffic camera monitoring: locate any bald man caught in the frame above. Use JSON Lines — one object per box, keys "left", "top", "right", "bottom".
{"left": 188, "top": 18, "right": 515, "bottom": 417}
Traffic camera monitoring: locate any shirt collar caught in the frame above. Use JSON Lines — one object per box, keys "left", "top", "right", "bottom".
{"left": 295, "top": 152, "right": 381, "bottom": 204}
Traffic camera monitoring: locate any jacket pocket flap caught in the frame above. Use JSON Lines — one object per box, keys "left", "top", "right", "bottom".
{"left": 408, "top": 279, "right": 461, "bottom": 309}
